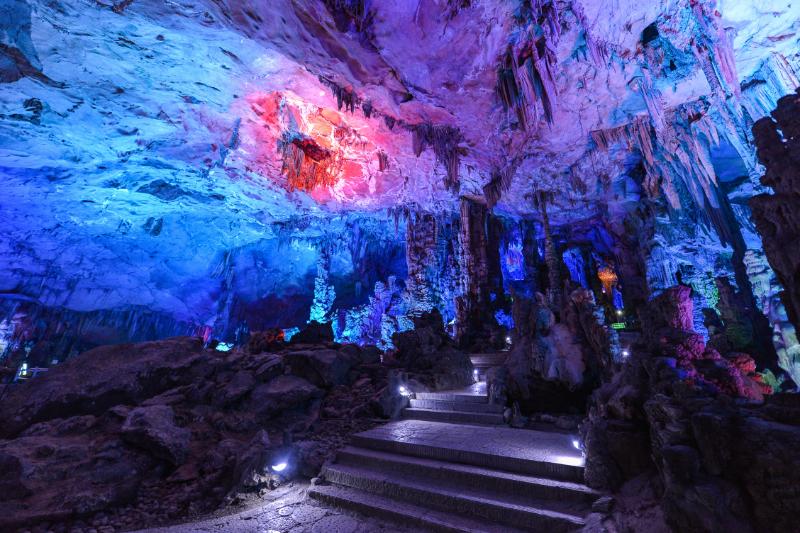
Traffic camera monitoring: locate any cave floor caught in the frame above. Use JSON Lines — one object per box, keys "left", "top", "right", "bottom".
{"left": 135, "top": 481, "right": 424, "bottom": 533}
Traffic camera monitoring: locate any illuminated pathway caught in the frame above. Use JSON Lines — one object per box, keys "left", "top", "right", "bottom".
{"left": 310, "top": 383, "right": 601, "bottom": 532}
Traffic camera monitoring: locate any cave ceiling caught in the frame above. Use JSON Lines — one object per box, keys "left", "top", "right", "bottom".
{"left": 1, "top": 0, "right": 798, "bottom": 320}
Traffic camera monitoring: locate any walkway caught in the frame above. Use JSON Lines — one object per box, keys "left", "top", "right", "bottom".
{"left": 310, "top": 382, "right": 601, "bottom": 532}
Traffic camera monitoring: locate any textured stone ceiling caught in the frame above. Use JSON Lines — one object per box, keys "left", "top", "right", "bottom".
{"left": 4, "top": 0, "right": 797, "bottom": 216}
{"left": 0, "top": 0, "right": 798, "bottom": 323}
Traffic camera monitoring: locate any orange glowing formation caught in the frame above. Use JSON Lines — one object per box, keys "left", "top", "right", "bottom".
{"left": 598, "top": 267, "right": 618, "bottom": 295}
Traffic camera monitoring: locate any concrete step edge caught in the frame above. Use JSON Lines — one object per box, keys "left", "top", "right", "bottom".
{"left": 308, "top": 484, "right": 523, "bottom": 533}
{"left": 351, "top": 434, "right": 585, "bottom": 482}
{"left": 409, "top": 398, "right": 505, "bottom": 414}
{"left": 414, "top": 392, "right": 489, "bottom": 403}
{"left": 402, "top": 408, "right": 506, "bottom": 425}
{"left": 322, "top": 464, "right": 587, "bottom": 531}
{"left": 335, "top": 445, "right": 599, "bottom": 503}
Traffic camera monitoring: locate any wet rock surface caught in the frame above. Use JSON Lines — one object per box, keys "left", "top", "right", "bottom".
{"left": 0, "top": 335, "right": 403, "bottom": 532}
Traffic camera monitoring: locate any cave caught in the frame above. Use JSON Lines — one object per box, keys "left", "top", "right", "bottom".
{"left": 1, "top": 1, "right": 799, "bottom": 532}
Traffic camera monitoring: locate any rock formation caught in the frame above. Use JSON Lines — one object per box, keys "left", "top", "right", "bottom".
{"left": 583, "top": 286, "right": 799, "bottom": 532}
{"left": 0, "top": 336, "right": 398, "bottom": 531}
{"left": 1, "top": 1, "right": 800, "bottom": 531}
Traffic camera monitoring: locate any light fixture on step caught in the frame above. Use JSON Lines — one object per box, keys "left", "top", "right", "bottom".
{"left": 398, "top": 385, "right": 411, "bottom": 397}
{"left": 572, "top": 438, "right": 581, "bottom": 450}
{"left": 267, "top": 457, "right": 291, "bottom": 490}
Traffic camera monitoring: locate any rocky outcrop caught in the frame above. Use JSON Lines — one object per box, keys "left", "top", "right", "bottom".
{"left": 583, "top": 286, "right": 800, "bottom": 532}
{"left": 503, "top": 292, "right": 591, "bottom": 414}
{"left": 501, "top": 284, "right": 623, "bottom": 417}
{"left": 389, "top": 308, "right": 473, "bottom": 391}
{"left": 0, "top": 336, "right": 398, "bottom": 532}
{"left": 562, "top": 287, "right": 621, "bottom": 383}
{"left": 120, "top": 405, "right": 191, "bottom": 466}
{"left": 0, "top": 336, "right": 208, "bottom": 438}
{"left": 751, "top": 88, "right": 800, "bottom": 333}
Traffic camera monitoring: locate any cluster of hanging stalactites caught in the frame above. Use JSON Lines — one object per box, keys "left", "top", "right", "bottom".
{"left": 278, "top": 132, "right": 339, "bottom": 192}
{"left": 411, "top": 123, "right": 464, "bottom": 193}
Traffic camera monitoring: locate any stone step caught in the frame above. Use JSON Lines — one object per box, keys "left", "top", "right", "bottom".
{"left": 470, "top": 353, "right": 508, "bottom": 368}
{"left": 335, "top": 446, "right": 599, "bottom": 506}
{"left": 409, "top": 398, "right": 505, "bottom": 414}
{"left": 309, "top": 484, "right": 524, "bottom": 533}
{"left": 414, "top": 391, "right": 489, "bottom": 403}
{"left": 321, "top": 463, "right": 586, "bottom": 532}
{"left": 352, "top": 420, "right": 585, "bottom": 482}
{"left": 402, "top": 407, "right": 506, "bottom": 426}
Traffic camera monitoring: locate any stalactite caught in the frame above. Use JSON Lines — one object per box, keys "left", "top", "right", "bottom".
{"left": 630, "top": 70, "right": 665, "bottom": 132}
{"left": 495, "top": 1, "right": 561, "bottom": 129}
{"left": 210, "top": 250, "right": 237, "bottom": 338}
{"left": 690, "top": 2, "right": 739, "bottom": 99}
{"left": 445, "top": 0, "right": 471, "bottom": 19}
{"left": 318, "top": 76, "right": 360, "bottom": 113}
{"left": 483, "top": 167, "right": 513, "bottom": 209}
{"left": 361, "top": 99, "right": 372, "bottom": 118}
{"left": 741, "top": 53, "right": 800, "bottom": 121}
{"left": 0, "top": 298, "right": 200, "bottom": 364}
{"left": 591, "top": 102, "right": 724, "bottom": 213}
{"left": 377, "top": 150, "right": 388, "bottom": 171}
{"left": 496, "top": 51, "right": 529, "bottom": 130}
{"left": 322, "top": 0, "right": 376, "bottom": 50}
{"left": 278, "top": 132, "right": 338, "bottom": 191}
{"left": 411, "top": 123, "right": 463, "bottom": 192}
{"left": 570, "top": 1, "right": 610, "bottom": 66}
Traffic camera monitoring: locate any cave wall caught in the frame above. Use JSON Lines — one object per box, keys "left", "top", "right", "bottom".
{"left": 750, "top": 89, "right": 800, "bottom": 385}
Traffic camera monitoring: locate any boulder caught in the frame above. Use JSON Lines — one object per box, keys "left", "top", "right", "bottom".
{"left": 643, "top": 286, "right": 694, "bottom": 333}
{"left": 0, "top": 452, "right": 31, "bottom": 500}
{"left": 215, "top": 370, "right": 256, "bottom": 405}
{"left": 247, "top": 375, "right": 322, "bottom": 420}
{"left": 228, "top": 430, "right": 272, "bottom": 493}
{"left": 121, "top": 405, "right": 191, "bottom": 466}
{"left": 391, "top": 309, "right": 474, "bottom": 390}
{"left": 0, "top": 336, "right": 207, "bottom": 438}
{"left": 284, "top": 349, "right": 357, "bottom": 388}
{"left": 254, "top": 353, "right": 284, "bottom": 381}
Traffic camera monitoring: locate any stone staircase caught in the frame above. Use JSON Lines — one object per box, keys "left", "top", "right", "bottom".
{"left": 469, "top": 352, "right": 509, "bottom": 380}
{"left": 402, "top": 382, "right": 506, "bottom": 426}
{"left": 309, "top": 383, "right": 600, "bottom": 532}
